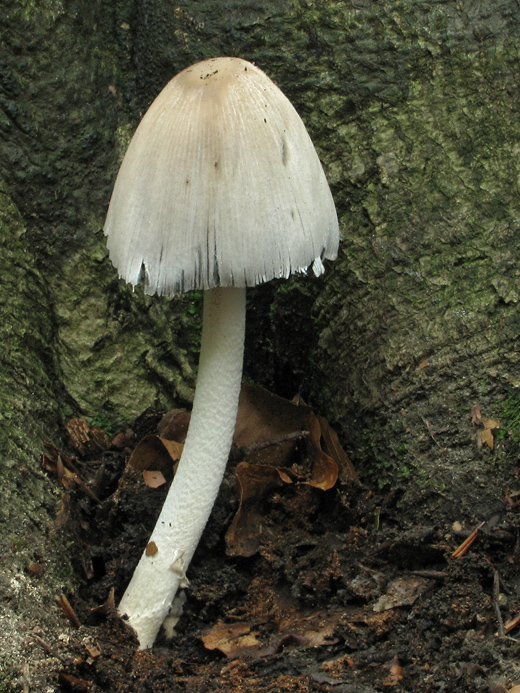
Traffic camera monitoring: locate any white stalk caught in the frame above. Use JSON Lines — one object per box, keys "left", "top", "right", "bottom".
{"left": 118, "top": 286, "right": 246, "bottom": 649}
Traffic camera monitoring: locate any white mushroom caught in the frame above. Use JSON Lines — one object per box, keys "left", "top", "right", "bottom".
{"left": 104, "top": 56, "right": 339, "bottom": 649}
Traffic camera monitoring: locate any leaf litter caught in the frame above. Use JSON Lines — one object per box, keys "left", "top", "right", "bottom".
{"left": 35, "top": 388, "right": 520, "bottom": 692}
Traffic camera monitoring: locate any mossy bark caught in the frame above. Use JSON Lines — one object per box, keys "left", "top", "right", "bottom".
{"left": 0, "top": 0, "right": 519, "bottom": 687}
{"left": 309, "top": 3, "right": 520, "bottom": 505}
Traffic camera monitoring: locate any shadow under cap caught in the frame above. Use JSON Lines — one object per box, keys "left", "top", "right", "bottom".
{"left": 104, "top": 57, "right": 339, "bottom": 297}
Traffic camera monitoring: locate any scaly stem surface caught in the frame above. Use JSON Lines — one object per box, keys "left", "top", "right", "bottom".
{"left": 118, "top": 286, "right": 246, "bottom": 648}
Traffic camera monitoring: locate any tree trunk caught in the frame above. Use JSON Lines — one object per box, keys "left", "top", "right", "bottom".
{"left": 1, "top": 0, "right": 518, "bottom": 688}
{"left": 310, "top": 2, "right": 520, "bottom": 517}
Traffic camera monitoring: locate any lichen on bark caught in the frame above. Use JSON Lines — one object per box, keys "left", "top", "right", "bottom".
{"left": 0, "top": 181, "right": 73, "bottom": 689}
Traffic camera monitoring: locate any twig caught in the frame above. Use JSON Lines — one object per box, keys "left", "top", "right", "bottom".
{"left": 58, "top": 672, "right": 93, "bottom": 691}
{"left": 56, "top": 595, "right": 81, "bottom": 629}
{"left": 29, "top": 634, "right": 67, "bottom": 663}
{"left": 505, "top": 612, "right": 520, "bottom": 634}
{"left": 451, "top": 521, "right": 485, "bottom": 558}
{"left": 61, "top": 455, "right": 102, "bottom": 505}
{"left": 410, "top": 570, "right": 449, "bottom": 580}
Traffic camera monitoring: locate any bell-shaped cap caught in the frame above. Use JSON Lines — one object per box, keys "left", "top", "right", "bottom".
{"left": 104, "top": 57, "right": 339, "bottom": 295}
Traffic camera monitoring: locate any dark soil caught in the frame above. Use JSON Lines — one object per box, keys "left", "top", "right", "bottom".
{"left": 41, "top": 407, "right": 520, "bottom": 693}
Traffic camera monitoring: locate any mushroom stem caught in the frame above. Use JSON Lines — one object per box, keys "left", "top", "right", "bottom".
{"left": 118, "top": 286, "right": 246, "bottom": 649}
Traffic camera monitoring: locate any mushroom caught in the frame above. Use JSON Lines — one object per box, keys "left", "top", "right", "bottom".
{"left": 104, "top": 56, "right": 339, "bottom": 649}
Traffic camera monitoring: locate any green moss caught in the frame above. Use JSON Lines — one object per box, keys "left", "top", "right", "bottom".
{"left": 89, "top": 413, "right": 118, "bottom": 435}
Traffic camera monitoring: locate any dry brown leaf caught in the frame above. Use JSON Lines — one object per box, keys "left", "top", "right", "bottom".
{"left": 128, "top": 435, "right": 183, "bottom": 473}
{"left": 483, "top": 417, "right": 500, "bottom": 430}
{"left": 142, "top": 470, "right": 167, "bottom": 488}
{"left": 226, "top": 384, "right": 354, "bottom": 556}
{"left": 91, "top": 588, "right": 115, "bottom": 615}
{"left": 318, "top": 416, "right": 359, "bottom": 484}
{"left": 303, "top": 413, "right": 338, "bottom": 490}
{"left": 280, "top": 609, "right": 341, "bottom": 648}
{"left": 234, "top": 384, "right": 353, "bottom": 487}
{"left": 157, "top": 409, "right": 191, "bottom": 443}
{"left": 202, "top": 622, "right": 261, "bottom": 657}
{"left": 472, "top": 407, "right": 500, "bottom": 449}
{"left": 225, "top": 462, "right": 287, "bottom": 557}
{"left": 480, "top": 417, "right": 500, "bottom": 450}
{"left": 373, "top": 576, "right": 432, "bottom": 613}
{"left": 202, "top": 597, "right": 341, "bottom": 659}
{"left": 234, "top": 383, "right": 311, "bottom": 466}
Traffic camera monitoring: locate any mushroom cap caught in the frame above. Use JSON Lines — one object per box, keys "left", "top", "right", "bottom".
{"left": 104, "top": 57, "right": 339, "bottom": 295}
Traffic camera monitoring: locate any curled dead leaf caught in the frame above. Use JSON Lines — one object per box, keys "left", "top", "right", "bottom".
{"left": 317, "top": 416, "right": 358, "bottom": 484}
{"left": 234, "top": 383, "right": 311, "bottom": 466}
{"left": 225, "top": 463, "right": 287, "bottom": 557}
{"left": 303, "top": 413, "right": 338, "bottom": 490}
{"left": 226, "top": 384, "right": 356, "bottom": 557}
{"left": 128, "top": 435, "right": 183, "bottom": 474}
{"left": 91, "top": 588, "right": 115, "bottom": 615}
{"left": 157, "top": 409, "right": 191, "bottom": 443}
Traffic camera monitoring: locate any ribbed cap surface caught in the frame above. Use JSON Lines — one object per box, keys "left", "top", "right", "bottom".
{"left": 104, "top": 57, "right": 339, "bottom": 295}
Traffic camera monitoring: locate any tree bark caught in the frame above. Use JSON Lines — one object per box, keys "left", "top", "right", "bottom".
{"left": 310, "top": 1, "right": 520, "bottom": 512}
{"left": 0, "top": 0, "right": 519, "bottom": 688}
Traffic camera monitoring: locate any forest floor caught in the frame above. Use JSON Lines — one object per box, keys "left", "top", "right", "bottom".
{"left": 36, "top": 386, "right": 520, "bottom": 693}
